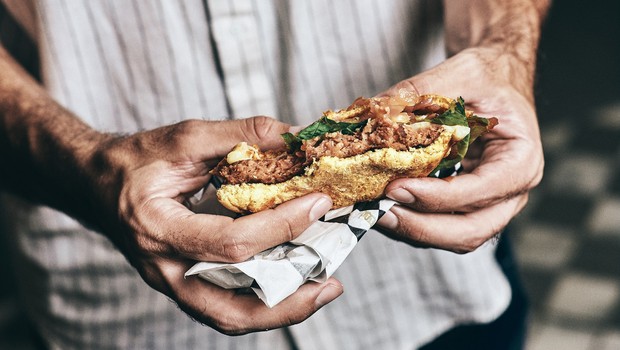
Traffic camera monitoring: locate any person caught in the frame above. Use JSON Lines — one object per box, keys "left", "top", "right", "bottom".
{"left": 0, "top": 0, "right": 548, "bottom": 349}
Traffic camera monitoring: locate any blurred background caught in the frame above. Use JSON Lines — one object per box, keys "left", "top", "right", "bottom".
{"left": 1, "top": 1, "right": 619, "bottom": 349}
{"left": 511, "top": 0, "right": 620, "bottom": 349}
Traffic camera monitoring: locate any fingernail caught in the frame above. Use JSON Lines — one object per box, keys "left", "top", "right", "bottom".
{"left": 309, "top": 196, "right": 332, "bottom": 221}
{"left": 315, "top": 283, "right": 343, "bottom": 308}
{"left": 377, "top": 209, "right": 398, "bottom": 230}
{"left": 386, "top": 188, "right": 415, "bottom": 203}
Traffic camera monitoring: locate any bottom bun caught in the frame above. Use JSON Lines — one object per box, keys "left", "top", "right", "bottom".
{"left": 216, "top": 128, "right": 454, "bottom": 213}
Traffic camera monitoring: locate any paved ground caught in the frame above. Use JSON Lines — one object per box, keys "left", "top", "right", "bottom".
{"left": 512, "top": 1, "right": 620, "bottom": 349}
{"left": 1, "top": 1, "right": 619, "bottom": 349}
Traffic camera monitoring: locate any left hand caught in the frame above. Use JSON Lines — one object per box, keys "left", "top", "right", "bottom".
{"left": 85, "top": 117, "right": 341, "bottom": 334}
{"left": 376, "top": 47, "right": 544, "bottom": 253}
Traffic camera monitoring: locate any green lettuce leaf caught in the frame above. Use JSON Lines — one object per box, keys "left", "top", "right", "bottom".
{"left": 297, "top": 116, "right": 367, "bottom": 139}
{"left": 467, "top": 114, "right": 494, "bottom": 143}
{"left": 430, "top": 97, "right": 468, "bottom": 127}
{"left": 432, "top": 134, "right": 470, "bottom": 173}
{"left": 429, "top": 97, "right": 470, "bottom": 173}
{"left": 282, "top": 97, "right": 494, "bottom": 173}
{"left": 281, "top": 132, "right": 302, "bottom": 151}
{"left": 281, "top": 117, "right": 368, "bottom": 151}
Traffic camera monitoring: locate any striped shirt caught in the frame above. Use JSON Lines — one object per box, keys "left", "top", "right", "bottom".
{"left": 0, "top": 1, "right": 511, "bottom": 349}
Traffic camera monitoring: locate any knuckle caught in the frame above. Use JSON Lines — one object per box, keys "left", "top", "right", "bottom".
{"left": 211, "top": 313, "right": 247, "bottom": 336}
{"left": 244, "top": 116, "right": 281, "bottom": 143}
{"left": 171, "top": 119, "right": 203, "bottom": 148}
{"left": 399, "top": 223, "right": 434, "bottom": 248}
{"left": 280, "top": 217, "right": 296, "bottom": 243}
{"left": 453, "top": 223, "right": 496, "bottom": 254}
{"left": 280, "top": 312, "right": 305, "bottom": 328}
{"left": 220, "top": 236, "right": 253, "bottom": 263}
{"left": 176, "top": 296, "right": 244, "bottom": 335}
{"left": 455, "top": 235, "right": 486, "bottom": 254}
{"left": 396, "top": 79, "right": 429, "bottom": 96}
{"left": 387, "top": 209, "right": 434, "bottom": 248}
{"left": 132, "top": 120, "right": 200, "bottom": 157}
{"left": 529, "top": 157, "right": 545, "bottom": 189}
{"left": 412, "top": 195, "right": 448, "bottom": 213}
{"left": 465, "top": 197, "right": 496, "bottom": 212}
{"left": 513, "top": 194, "right": 529, "bottom": 216}
{"left": 174, "top": 119, "right": 202, "bottom": 135}
{"left": 414, "top": 231, "right": 434, "bottom": 248}
{"left": 266, "top": 207, "right": 296, "bottom": 241}
{"left": 134, "top": 233, "right": 171, "bottom": 256}
{"left": 453, "top": 246, "right": 475, "bottom": 255}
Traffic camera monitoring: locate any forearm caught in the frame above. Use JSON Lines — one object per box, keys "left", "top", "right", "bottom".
{"left": 443, "top": 0, "right": 551, "bottom": 98}
{"left": 0, "top": 45, "right": 110, "bottom": 219}
{"left": 0, "top": 46, "right": 344, "bottom": 332}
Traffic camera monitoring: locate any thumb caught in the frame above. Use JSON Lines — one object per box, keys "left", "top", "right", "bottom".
{"left": 379, "top": 68, "right": 464, "bottom": 99}
{"left": 222, "top": 116, "right": 291, "bottom": 150}
{"left": 378, "top": 73, "right": 435, "bottom": 98}
{"left": 378, "top": 51, "right": 489, "bottom": 99}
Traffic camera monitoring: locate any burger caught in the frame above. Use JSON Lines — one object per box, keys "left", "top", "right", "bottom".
{"left": 212, "top": 90, "right": 498, "bottom": 213}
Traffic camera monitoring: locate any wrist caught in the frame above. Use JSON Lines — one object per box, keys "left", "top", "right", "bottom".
{"left": 443, "top": 1, "right": 547, "bottom": 103}
{"left": 457, "top": 46, "right": 536, "bottom": 103}
{"left": 24, "top": 106, "right": 124, "bottom": 230}
{"left": 80, "top": 133, "right": 136, "bottom": 230}
{"left": 46, "top": 127, "right": 119, "bottom": 226}
{"left": 0, "top": 46, "right": 131, "bottom": 235}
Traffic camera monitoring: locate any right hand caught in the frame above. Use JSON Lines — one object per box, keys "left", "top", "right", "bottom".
{"left": 376, "top": 48, "right": 544, "bottom": 253}
{"left": 85, "top": 116, "right": 342, "bottom": 335}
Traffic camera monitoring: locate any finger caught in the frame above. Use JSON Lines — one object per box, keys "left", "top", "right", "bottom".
{"left": 377, "top": 194, "right": 528, "bottom": 253}
{"left": 155, "top": 193, "right": 333, "bottom": 262}
{"left": 156, "top": 117, "right": 292, "bottom": 162}
{"left": 385, "top": 138, "right": 543, "bottom": 213}
{"left": 378, "top": 49, "right": 512, "bottom": 101}
{"left": 210, "top": 116, "right": 292, "bottom": 150}
{"left": 160, "top": 260, "right": 343, "bottom": 335}
{"left": 379, "top": 73, "right": 448, "bottom": 98}
{"left": 378, "top": 61, "right": 470, "bottom": 99}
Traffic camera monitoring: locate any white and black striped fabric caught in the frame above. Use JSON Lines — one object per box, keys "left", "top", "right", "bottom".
{"left": 0, "top": 1, "right": 511, "bottom": 349}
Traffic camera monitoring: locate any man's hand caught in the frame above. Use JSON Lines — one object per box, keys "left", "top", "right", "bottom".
{"left": 1, "top": 44, "right": 341, "bottom": 335}
{"left": 376, "top": 47, "right": 544, "bottom": 253}
{"left": 87, "top": 116, "right": 342, "bottom": 334}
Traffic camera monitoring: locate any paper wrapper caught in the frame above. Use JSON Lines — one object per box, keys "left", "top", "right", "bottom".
{"left": 185, "top": 189, "right": 395, "bottom": 307}
{"left": 185, "top": 164, "right": 461, "bottom": 307}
